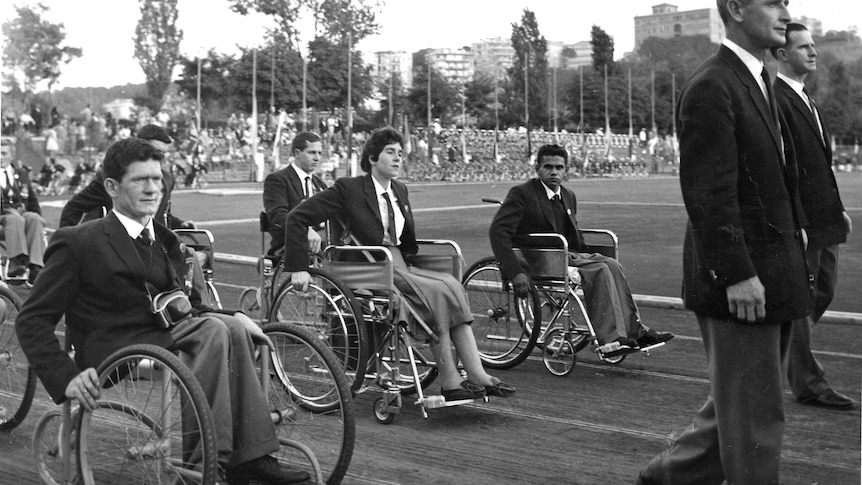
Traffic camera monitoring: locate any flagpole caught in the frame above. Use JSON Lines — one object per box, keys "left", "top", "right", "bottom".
{"left": 628, "top": 67, "right": 633, "bottom": 137}
{"left": 525, "top": 48, "right": 531, "bottom": 159}
{"left": 579, "top": 65, "right": 585, "bottom": 178}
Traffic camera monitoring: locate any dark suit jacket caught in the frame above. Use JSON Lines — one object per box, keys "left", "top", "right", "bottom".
{"left": 774, "top": 78, "right": 847, "bottom": 248}
{"left": 15, "top": 212, "right": 212, "bottom": 403}
{"left": 677, "top": 45, "right": 809, "bottom": 324}
{"left": 58, "top": 170, "right": 184, "bottom": 228}
{"left": 262, "top": 165, "right": 327, "bottom": 254}
{"left": 282, "top": 174, "right": 417, "bottom": 272}
{"left": 489, "top": 178, "right": 585, "bottom": 280}
{"left": 1, "top": 166, "right": 41, "bottom": 214}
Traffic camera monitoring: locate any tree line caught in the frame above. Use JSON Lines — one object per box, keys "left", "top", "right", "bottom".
{"left": 4, "top": 3, "right": 860, "bottom": 143}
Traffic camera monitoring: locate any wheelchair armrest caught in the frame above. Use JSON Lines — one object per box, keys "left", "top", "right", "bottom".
{"left": 512, "top": 233, "right": 570, "bottom": 285}
{"left": 415, "top": 239, "right": 464, "bottom": 278}
{"left": 578, "top": 228, "right": 618, "bottom": 259}
{"left": 322, "top": 245, "right": 394, "bottom": 292}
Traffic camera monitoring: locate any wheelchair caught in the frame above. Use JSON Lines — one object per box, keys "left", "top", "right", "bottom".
{"left": 174, "top": 228, "right": 222, "bottom": 309}
{"left": 463, "top": 226, "right": 666, "bottom": 376}
{"left": 29, "top": 321, "right": 353, "bottom": 484}
{"left": 0, "top": 283, "right": 34, "bottom": 431}
{"left": 268, "top": 234, "right": 491, "bottom": 425}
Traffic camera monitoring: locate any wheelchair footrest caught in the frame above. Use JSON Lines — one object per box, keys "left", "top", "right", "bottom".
{"left": 636, "top": 341, "right": 666, "bottom": 354}
{"left": 418, "top": 395, "right": 488, "bottom": 409}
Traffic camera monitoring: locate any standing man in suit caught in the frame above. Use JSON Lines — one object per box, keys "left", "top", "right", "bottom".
{"left": 59, "top": 124, "right": 194, "bottom": 229}
{"left": 637, "top": 1, "right": 810, "bottom": 484}
{"left": 772, "top": 23, "right": 855, "bottom": 410}
{"left": 16, "top": 138, "right": 310, "bottom": 484}
{"left": 489, "top": 144, "right": 674, "bottom": 358}
{"left": 263, "top": 131, "right": 327, "bottom": 256}
{"left": 0, "top": 143, "right": 45, "bottom": 283}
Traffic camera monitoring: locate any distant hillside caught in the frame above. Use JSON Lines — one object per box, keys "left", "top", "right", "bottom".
{"left": 46, "top": 83, "right": 148, "bottom": 120}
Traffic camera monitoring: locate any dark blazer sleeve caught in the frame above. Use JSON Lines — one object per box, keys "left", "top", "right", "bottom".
{"left": 15, "top": 228, "right": 83, "bottom": 403}
{"left": 20, "top": 171, "right": 41, "bottom": 215}
{"left": 489, "top": 184, "right": 531, "bottom": 280}
{"left": 282, "top": 180, "right": 347, "bottom": 272}
{"left": 678, "top": 66, "right": 757, "bottom": 287}
{"left": 59, "top": 177, "right": 110, "bottom": 227}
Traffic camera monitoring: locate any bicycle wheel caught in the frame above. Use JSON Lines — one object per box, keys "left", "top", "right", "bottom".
{"left": 264, "top": 323, "right": 355, "bottom": 485}
{"left": 462, "top": 257, "right": 541, "bottom": 369}
{"left": 78, "top": 344, "right": 218, "bottom": 485}
{"left": 0, "top": 285, "right": 35, "bottom": 431}
{"left": 269, "top": 268, "right": 368, "bottom": 395}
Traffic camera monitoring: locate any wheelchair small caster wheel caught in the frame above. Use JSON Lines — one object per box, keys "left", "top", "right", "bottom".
{"left": 599, "top": 352, "right": 627, "bottom": 365}
{"left": 542, "top": 328, "right": 577, "bottom": 376}
{"left": 373, "top": 397, "right": 395, "bottom": 425}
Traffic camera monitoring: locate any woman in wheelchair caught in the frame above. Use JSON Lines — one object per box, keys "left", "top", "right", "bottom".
{"left": 285, "top": 127, "right": 515, "bottom": 401}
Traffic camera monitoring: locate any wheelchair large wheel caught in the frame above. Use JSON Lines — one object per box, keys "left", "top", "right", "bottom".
{"left": 270, "top": 268, "right": 368, "bottom": 395}
{"left": 462, "top": 257, "right": 541, "bottom": 369}
{"left": 263, "top": 322, "right": 355, "bottom": 485}
{"left": 0, "top": 285, "right": 36, "bottom": 431}
{"left": 77, "top": 344, "right": 218, "bottom": 484}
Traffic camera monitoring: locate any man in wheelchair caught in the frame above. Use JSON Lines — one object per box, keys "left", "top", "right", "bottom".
{"left": 16, "top": 138, "right": 310, "bottom": 484}
{"left": 489, "top": 144, "right": 674, "bottom": 358}
{"left": 1, "top": 144, "right": 45, "bottom": 283}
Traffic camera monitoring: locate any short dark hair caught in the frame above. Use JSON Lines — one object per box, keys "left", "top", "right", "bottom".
{"left": 360, "top": 127, "right": 403, "bottom": 173}
{"left": 103, "top": 138, "right": 163, "bottom": 182}
{"left": 136, "top": 124, "right": 172, "bottom": 144}
{"left": 717, "top": 0, "right": 751, "bottom": 25}
{"left": 770, "top": 22, "right": 808, "bottom": 58}
{"left": 536, "top": 144, "right": 568, "bottom": 169}
{"left": 291, "top": 131, "right": 322, "bottom": 154}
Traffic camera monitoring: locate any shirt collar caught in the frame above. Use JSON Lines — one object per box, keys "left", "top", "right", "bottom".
{"left": 291, "top": 164, "right": 312, "bottom": 180}
{"left": 539, "top": 180, "right": 561, "bottom": 200}
{"left": 113, "top": 209, "right": 155, "bottom": 240}
{"left": 371, "top": 176, "right": 392, "bottom": 198}
{"left": 776, "top": 72, "right": 807, "bottom": 101}
{"left": 723, "top": 38, "right": 765, "bottom": 81}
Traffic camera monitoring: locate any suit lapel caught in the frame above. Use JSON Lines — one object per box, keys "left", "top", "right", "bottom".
{"left": 532, "top": 179, "right": 558, "bottom": 231}
{"left": 362, "top": 174, "right": 383, "bottom": 224}
{"left": 286, "top": 167, "right": 305, "bottom": 199}
{"left": 391, "top": 180, "right": 414, "bottom": 236}
{"left": 721, "top": 48, "right": 783, "bottom": 160}
{"left": 777, "top": 79, "right": 824, "bottom": 147}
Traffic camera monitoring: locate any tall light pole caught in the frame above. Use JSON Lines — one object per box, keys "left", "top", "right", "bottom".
{"left": 579, "top": 65, "right": 585, "bottom": 177}
{"left": 525, "top": 47, "right": 531, "bottom": 159}
{"left": 388, "top": 64, "right": 394, "bottom": 126}
{"left": 628, "top": 67, "right": 633, "bottom": 137}
{"left": 494, "top": 63, "right": 500, "bottom": 162}
{"left": 302, "top": 56, "right": 308, "bottom": 132}
{"left": 196, "top": 55, "right": 201, "bottom": 132}
{"left": 427, "top": 53, "right": 432, "bottom": 161}
{"left": 346, "top": 25, "right": 353, "bottom": 170}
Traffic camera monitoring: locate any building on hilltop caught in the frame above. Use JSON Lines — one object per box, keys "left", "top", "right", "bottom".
{"left": 634, "top": 3, "right": 724, "bottom": 50}
{"left": 372, "top": 51, "right": 414, "bottom": 88}
{"left": 794, "top": 16, "right": 823, "bottom": 36}
{"left": 472, "top": 37, "right": 515, "bottom": 77}
{"left": 427, "top": 48, "right": 474, "bottom": 86}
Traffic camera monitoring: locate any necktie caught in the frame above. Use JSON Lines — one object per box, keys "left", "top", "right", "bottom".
{"left": 139, "top": 227, "right": 153, "bottom": 246}
{"left": 803, "top": 87, "right": 825, "bottom": 144}
{"left": 551, "top": 194, "right": 567, "bottom": 232}
{"left": 304, "top": 176, "right": 312, "bottom": 199}
{"left": 760, "top": 68, "right": 778, "bottom": 125}
{"left": 382, "top": 192, "right": 398, "bottom": 246}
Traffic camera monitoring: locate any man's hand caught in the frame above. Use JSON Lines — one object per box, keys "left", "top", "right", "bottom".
{"left": 290, "top": 271, "right": 312, "bottom": 292}
{"left": 65, "top": 368, "right": 100, "bottom": 411}
{"left": 843, "top": 211, "right": 853, "bottom": 235}
{"left": 726, "top": 275, "right": 766, "bottom": 323}
{"left": 306, "top": 227, "right": 322, "bottom": 254}
{"left": 511, "top": 272, "right": 532, "bottom": 298}
{"left": 180, "top": 220, "right": 196, "bottom": 229}
{"left": 801, "top": 228, "right": 808, "bottom": 251}
{"left": 233, "top": 311, "right": 273, "bottom": 349}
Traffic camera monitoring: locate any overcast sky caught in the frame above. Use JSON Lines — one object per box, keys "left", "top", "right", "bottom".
{"left": 2, "top": 0, "right": 859, "bottom": 89}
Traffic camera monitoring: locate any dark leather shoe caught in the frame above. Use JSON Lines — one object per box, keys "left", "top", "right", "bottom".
{"left": 225, "top": 454, "right": 311, "bottom": 484}
{"left": 598, "top": 337, "right": 639, "bottom": 358}
{"left": 27, "top": 264, "right": 41, "bottom": 285}
{"left": 797, "top": 389, "right": 856, "bottom": 410}
{"left": 7, "top": 255, "right": 28, "bottom": 278}
{"left": 637, "top": 329, "right": 675, "bottom": 347}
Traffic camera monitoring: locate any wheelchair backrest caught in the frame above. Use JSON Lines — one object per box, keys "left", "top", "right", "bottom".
{"left": 323, "top": 246, "right": 394, "bottom": 292}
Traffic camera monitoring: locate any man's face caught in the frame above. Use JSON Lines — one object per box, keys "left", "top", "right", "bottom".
{"left": 294, "top": 141, "right": 322, "bottom": 173}
{"left": 536, "top": 155, "right": 566, "bottom": 191}
{"left": 738, "top": 0, "right": 791, "bottom": 48}
{"left": 106, "top": 160, "right": 163, "bottom": 224}
{"left": 371, "top": 143, "right": 403, "bottom": 181}
{"left": 0, "top": 148, "right": 11, "bottom": 168}
{"left": 781, "top": 29, "right": 817, "bottom": 76}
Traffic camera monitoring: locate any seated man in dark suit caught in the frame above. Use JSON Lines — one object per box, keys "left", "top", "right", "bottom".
{"left": 0, "top": 144, "right": 45, "bottom": 283}
{"left": 58, "top": 124, "right": 194, "bottom": 229}
{"left": 16, "top": 138, "right": 309, "bottom": 484}
{"left": 262, "top": 131, "right": 327, "bottom": 256}
{"left": 489, "top": 144, "right": 673, "bottom": 357}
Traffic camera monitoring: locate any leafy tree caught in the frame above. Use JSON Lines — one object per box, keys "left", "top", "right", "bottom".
{"left": 508, "top": 8, "right": 549, "bottom": 129}
{"left": 818, "top": 61, "right": 859, "bottom": 143}
{"left": 228, "top": 45, "right": 307, "bottom": 114}
{"left": 407, "top": 62, "right": 460, "bottom": 126}
{"left": 374, "top": 72, "right": 407, "bottom": 127}
{"left": 464, "top": 72, "right": 497, "bottom": 129}
{"left": 1, "top": 3, "right": 82, "bottom": 95}
{"left": 637, "top": 35, "right": 717, "bottom": 82}
{"left": 306, "top": 36, "right": 374, "bottom": 111}
{"left": 134, "top": 0, "right": 183, "bottom": 112}
{"left": 591, "top": 25, "right": 615, "bottom": 74}
{"left": 176, "top": 50, "right": 239, "bottom": 123}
